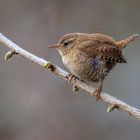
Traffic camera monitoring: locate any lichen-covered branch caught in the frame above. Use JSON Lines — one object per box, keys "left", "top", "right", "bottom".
{"left": 0, "top": 33, "right": 140, "bottom": 120}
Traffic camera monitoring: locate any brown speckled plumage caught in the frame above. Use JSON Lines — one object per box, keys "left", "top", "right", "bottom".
{"left": 49, "top": 33, "right": 138, "bottom": 100}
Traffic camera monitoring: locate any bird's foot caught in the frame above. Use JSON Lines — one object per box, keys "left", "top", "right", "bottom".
{"left": 94, "top": 88, "right": 102, "bottom": 101}
{"left": 67, "top": 74, "right": 81, "bottom": 93}
{"left": 67, "top": 74, "right": 79, "bottom": 83}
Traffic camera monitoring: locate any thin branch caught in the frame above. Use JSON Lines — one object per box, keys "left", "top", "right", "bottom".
{"left": 0, "top": 33, "right": 140, "bottom": 120}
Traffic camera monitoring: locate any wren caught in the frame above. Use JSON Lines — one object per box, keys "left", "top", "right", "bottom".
{"left": 48, "top": 33, "right": 138, "bottom": 100}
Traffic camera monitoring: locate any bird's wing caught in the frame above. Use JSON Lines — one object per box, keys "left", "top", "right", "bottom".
{"left": 96, "top": 44, "right": 127, "bottom": 63}
{"left": 76, "top": 39, "right": 127, "bottom": 64}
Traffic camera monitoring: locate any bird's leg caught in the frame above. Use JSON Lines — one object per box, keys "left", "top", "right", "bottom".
{"left": 94, "top": 79, "right": 104, "bottom": 101}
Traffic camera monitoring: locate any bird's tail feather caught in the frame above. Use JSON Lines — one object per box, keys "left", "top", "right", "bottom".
{"left": 116, "top": 34, "right": 139, "bottom": 49}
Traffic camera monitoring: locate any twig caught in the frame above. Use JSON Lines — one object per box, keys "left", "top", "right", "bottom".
{"left": 0, "top": 33, "right": 140, "bottom": 120}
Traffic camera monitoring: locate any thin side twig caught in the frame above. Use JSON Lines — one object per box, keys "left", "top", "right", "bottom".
{"left": 0, "top": 33, "right": 140, "bottom": 120}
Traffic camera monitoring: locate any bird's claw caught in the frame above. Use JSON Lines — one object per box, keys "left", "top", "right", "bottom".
{"left": 94, "top": 89, "right": 102, "bottom": 101}
{"left": 67, "top": 74, "right": 78, "bottom": 83}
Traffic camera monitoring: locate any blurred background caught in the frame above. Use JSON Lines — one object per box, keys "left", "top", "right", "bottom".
{"left": 0, "top": 0, "right": 140, "bottom": 140}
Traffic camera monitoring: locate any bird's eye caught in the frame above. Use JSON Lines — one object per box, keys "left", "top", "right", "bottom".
{"left": 63, "top": 42, "right": 69, "bottom": 47}
{"left": 63, "top": 41, "right": 73, "bottom": 48}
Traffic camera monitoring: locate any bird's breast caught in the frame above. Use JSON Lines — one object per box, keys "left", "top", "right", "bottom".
{"left": 61, "top": 51, "right": 108, "bottom": 82}
{"left": 61, "top": 54, "right": 78, "bottom": 74}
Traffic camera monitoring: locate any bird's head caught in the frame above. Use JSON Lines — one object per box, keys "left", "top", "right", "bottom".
{"left": 48, "top": 33, "right": 77, "bottom": 56}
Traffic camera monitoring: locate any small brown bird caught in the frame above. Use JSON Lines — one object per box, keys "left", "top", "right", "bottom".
{"left": 49, "top": 33, "right": 138, "bottom": 100}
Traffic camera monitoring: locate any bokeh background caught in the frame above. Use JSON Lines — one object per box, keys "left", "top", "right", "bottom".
{"left": 0, "top": 0, "right": 140, "bottom": 140}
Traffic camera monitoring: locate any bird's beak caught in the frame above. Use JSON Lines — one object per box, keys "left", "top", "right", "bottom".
{"left": 48, "top": 44, "right": 59, "bottom": 48}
